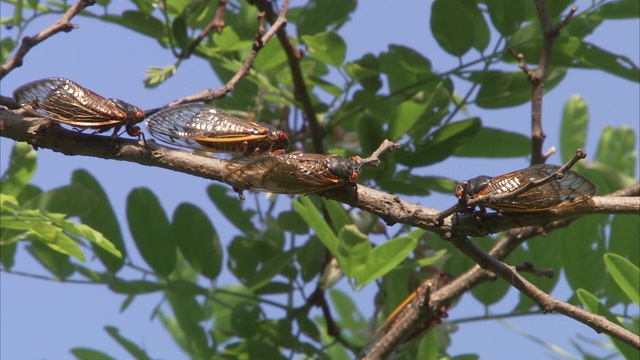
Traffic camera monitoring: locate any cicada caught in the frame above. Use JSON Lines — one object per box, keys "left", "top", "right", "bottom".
{"left": 13, "top": 77, "right": 145, "bottom": 138}
{"left": 145, "top": 104, "right": 289, "bottom": 156}
{"left": 362, "top": 272, "right": 454, "bottom": 358}
{"left": 457, "top": 164, "right": 597, "bottom": 211}
{"left": 224, "top": 153, "right": 361, "bottom": 199}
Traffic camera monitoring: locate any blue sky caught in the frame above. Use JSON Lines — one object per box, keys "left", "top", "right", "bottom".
{"left": 1, "top": 1, "right": 638, "bottom": 359}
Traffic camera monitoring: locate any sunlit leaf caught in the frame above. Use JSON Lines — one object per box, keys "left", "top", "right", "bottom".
{"left": 560, "top": 95, "right": 589, "bottom": 163}
{"left": 604, "top": 253, "right": 640, "bottom": 304}
{"left": 302, "top": 31, "right": 347, "bottom": 67}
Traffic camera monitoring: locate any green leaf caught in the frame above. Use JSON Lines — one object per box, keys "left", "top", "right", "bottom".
{"left": 253, "top": 39, "right": 288, "bottom": 71}
{"left": 355, "top": 236, "right": 417, "bottom": 286}
{"left": 173, "top": 203, "right": 222, "bottom": 280}
{"left": 560, "top": 95, "right": 589, "bottom": 163}
{"left": 104, "top": 326, "right": 152, "bottom": 360}
{"left": 246, "top": 249, "right": 297, "bottom": 290}
{"left": 232, "top": 302, "right": 262, "bottom": 338}
{"left": 460, "top": 0, "right": 490, "bottom": 52}
{"left": 561, "top": 217, "right": 607, "bottom": 293}
{"left": 108, "top": 280, "right": 165, "bottom": 294}
{"left": 397, "top": 117, "right": 482, "bottom": 167}
{"left": 26, "top": 240, "right": 73, "bottom": 279}
{"left": 455, "top": 127, "right": 530, "bottom": 158}
{"left": 302, "top": 31, "right": 347, "bottom": 67}
{"left": 604, "top": 253, "right": 640, "bottom": 304}
{"left": 297, "top": 236, "right": 324, "bottom": 283}
{"left": 329, "top": 288, "right": 366, "bottom": 331}
{"left": 554, "top": 38, "right": 639, "bottom": 82}
{"left": 1, "top": 142, "right": 37, "bottom": 197}
{"left": 165, "top": 291, "right": 211, "bottom": 357}
{"left": 487, "top": 0, "right": 529, "bottom": 36}
{"left": 126, "top": 188, "right": 176, "bottom": 276}
{"left": 323, "top": 199, "right": 352, "bottom": 233}
{"left": 13, "top": 0, "right": 22, "bottom": 27}
{"left": 594, "top": 0, "right": 640, "bottom": 19}
{"left": 431, "top": 0, "right": 475, "bottom": 56}
{"left": 415, "top": 330, "right": 438, "bottom": 360}
{"left": 344, "top": 54, "right": 382, "bottom": 91}
{"left": 357, "top": 114, "right": 387, "bottom": 156}
{"left": 294, "top": 0, "right": 357, "bottom": 36}
{"left": 277, "top": 211, "right": 308, "bottom": 234}
{"left": 378, "top": 45, "right": 437, "bottom": 99}
{"left": 470, "top": 238, "right": 510, "bottom": 305}
{"left": 293, "top": 196, "right": 339, "bottom": 256}
{"left": 23, "top": 184, "right": 98, "bottom": 217}
{"left": 576, "top": 289, "right": 638, "bottom": 359}
{"left": 594, "top": 125, "right": 637, "bottom": 177}
{"left": 56, "top": 220, "right": 120, "bottom": 259}
{"left": 121, "top": 11, "right": 164, "bottom": 39}
{"left": 212, "top": 27, "right": 252, "bottom": 52}
{"left": 172, "top": 16, "right": 188, "bottom": 53}
{"left": 144, "top": 65, "right": 177, "bottom": 88}
{"left": 388, "top": 96, "right": 432, "bottom": 141}
{"left": 474, "top": 68, "right": 567, "bottom": 108}
{"left": 72, "top": 170, "right": 126, "bottom": 273}
{"left": 71, "top": 348, "right": 116, "bottom": 360}
{"left": 207, "top": 184, "right": 257, "bottom": 235}
{"left": 0, "top": 37, "right": 16, "bottom": 64}
{"left": 609, "top": 216, "right": 640, "bottom": 273}
{"left": 336, "top": 225, "right": 370, "bottom": 279}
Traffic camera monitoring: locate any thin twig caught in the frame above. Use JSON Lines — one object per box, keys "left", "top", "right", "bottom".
{"left": 181, "top": 0, "right": 228, "bottom": 59}
{"left": 0, "top": 0, "right": 96, "bottom": 79}
{"left": 515, "top": 262, "right": 555, "bottom": 278}
{"left": 251, "top": 0, "right": 324, "bottom": 154}
{"left": 144, "top": 0, "right": 291, "bottom": 113}
{"left": 527, "top": 3, "right": 578, "bottom": 165}
{"left": 356, "top": 140, "right": 401, "bottom": 167}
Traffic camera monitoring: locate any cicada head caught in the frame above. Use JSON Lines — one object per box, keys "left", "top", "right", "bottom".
{"left": 108, "top": 98, "right": 145, "bottom": 122}
{"left": 324, "top": 156, "right": 361, "bottom": 185}
{"left": 264, "top": 127, "right": 290, "bottom": 154}
{"left": 456, "top": 175, "right": 492, "bottom": 199}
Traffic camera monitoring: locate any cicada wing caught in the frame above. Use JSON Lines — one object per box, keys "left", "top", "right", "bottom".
{"left": 13, "top": 78, "right": 128, "bottom": 127}
{"left": 146, "top": 104, "right": 270, "bottom": 151}
{"left": 476, "top": 164, "right": 597, "bottom": 211}
{"left": 225, "top": 154, "right": 341, "bottom": 194}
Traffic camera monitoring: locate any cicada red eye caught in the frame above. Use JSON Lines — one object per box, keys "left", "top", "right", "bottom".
{"left": 13, "top": 77, "right": 144, "bottom": 138}
{"left": 146, "top": 104, "right": 290, "bottom": 156}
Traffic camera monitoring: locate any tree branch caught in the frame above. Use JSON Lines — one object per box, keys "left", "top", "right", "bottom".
{"left": 2, "top": 110, "right": 638, "bottom": 354}
{"left": 2, "top": 110, "right": 637, "bottom": 238}
{"left": 251, "top": 0, "right": 325, "bottom": 154}
{"left": 525, "top": 3, "right": 578, "bottom": 164}
{"left": 0, "top": 0, "right": 96, "bottom": 79}
{"left": 180, "top": 0, "right": 229, "bottom": 59}
{"left": 146, "top": 0, "right": 291, "bottom": 111}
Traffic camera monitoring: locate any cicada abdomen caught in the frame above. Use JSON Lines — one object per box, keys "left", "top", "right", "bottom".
{"left": 362, "top": 272, "right": 455, "bottom": 358}
{"left": 458, "top": 164, "right": 597, "bottom": 211}
{"left": 224, "top": 153, "right": 361, "bottom": 199}
{"left": 13, "top": 77, "right": 145, "bottom": 138}
{"left": 145, "top": 104, "right": 289, "bottom": 157}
